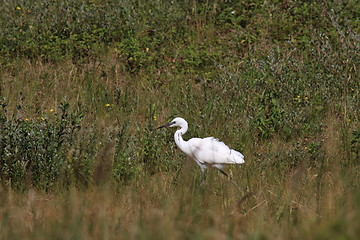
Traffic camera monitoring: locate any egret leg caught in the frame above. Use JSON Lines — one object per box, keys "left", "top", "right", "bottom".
{"left": 200, "top": 168, "right": 206, "bottom": 186}
{"left": 216, "top": 168, "right": 240, "bottom": 189}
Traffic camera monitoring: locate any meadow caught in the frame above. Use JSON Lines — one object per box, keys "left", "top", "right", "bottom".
{"left": 0, "top": 0, "right": 359, "bottom": 239}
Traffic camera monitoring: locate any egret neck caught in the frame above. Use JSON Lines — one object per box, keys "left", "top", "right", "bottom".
{"left": 174, "top": 124, "right": 189, "bottom": 155}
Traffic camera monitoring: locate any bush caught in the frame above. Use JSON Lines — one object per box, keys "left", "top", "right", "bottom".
{"left": 0, "top": 101, "right": 86, "bottom": 190}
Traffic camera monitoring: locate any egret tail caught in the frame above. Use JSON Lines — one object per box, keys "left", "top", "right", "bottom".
{"left": 231, "top": 150, "right": 245, "bottom": 164}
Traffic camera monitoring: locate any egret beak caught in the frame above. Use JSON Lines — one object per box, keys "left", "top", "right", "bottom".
{"left": 156, "top": 122, "right": 172, "bottom": 129}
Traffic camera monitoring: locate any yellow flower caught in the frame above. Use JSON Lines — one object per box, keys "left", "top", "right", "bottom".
{"left": 50, "top": 109, "right": 54, "bottom": 112}
{"left": 294, "top": 95, "right": 302, "bottom": 101}
{"left": 40, "top": 117, "right": 45, "bottom": 121}
{"left": 105, "top": 104, "right": 111, "bottom": 107}
{"left": 153, "top": 115, "right": 157, "bottom": 121}
{"left": 16, "top": 7, "right": 21, "bottom": 10}
{"left": 304, "top": 96, "right": 309, "bottom": 100}
{"left": 25, "top": 118, "right": 29, "bottom": 121}
{"left": 145, "top": 47, "right": 149, "bottom": 53}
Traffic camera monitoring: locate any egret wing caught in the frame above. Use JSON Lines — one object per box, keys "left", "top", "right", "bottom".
{"left": 188, "top": 137, "right": 244, "bottom": 165}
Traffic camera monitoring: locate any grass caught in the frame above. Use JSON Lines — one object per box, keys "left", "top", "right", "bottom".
{"left": 0, "top": 0, "right": 359, "bottom": 239}
{"left": 1, "top": 164, "right": 359, "bottom": 239}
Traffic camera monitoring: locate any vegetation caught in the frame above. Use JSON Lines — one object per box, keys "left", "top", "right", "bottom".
{"left": 0, "top": 0, "right": 359, "bottom": 239}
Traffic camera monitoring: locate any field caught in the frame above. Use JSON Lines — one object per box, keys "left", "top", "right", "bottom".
{"left": 0, "top": 0, "right": 359, "bottom": 239}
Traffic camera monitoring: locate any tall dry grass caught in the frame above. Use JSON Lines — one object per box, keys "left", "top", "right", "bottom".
{"left": 1, "top": 0, "right": 359, "bottom": 239}
{"left": 1, "top": 124, "right": 359, "bottom": 239}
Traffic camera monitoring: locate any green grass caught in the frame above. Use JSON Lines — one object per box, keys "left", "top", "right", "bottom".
{"left": 0, "top": 0, "right": 359, "bottom": 239}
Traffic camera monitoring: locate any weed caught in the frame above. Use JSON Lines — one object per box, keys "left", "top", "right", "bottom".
{"left": 0, "top": 100, "right": 86, "bottom": 191}
{"left": 0, "top": 0, "right": 359, "bottom": 239}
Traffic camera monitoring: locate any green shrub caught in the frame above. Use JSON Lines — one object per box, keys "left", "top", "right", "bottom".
{"left": 0, "top": 101, "right": 86, "bottom": 190}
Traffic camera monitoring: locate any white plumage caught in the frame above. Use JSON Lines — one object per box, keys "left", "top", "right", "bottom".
{"left": 158, "top": 117, "right": 245, "bottom": 185}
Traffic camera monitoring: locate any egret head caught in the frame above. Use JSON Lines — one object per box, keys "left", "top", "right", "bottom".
{"left": 157, "top": 117, "right": 188, "bottom": 129}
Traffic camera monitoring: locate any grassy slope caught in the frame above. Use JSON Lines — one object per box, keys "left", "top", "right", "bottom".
{"left": 0, "top": 0, "right": 359, "bottom": 239}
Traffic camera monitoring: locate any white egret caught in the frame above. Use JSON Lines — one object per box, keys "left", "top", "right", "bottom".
{"left": 158, "top": 117, "right": 244, "bottom": 186}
